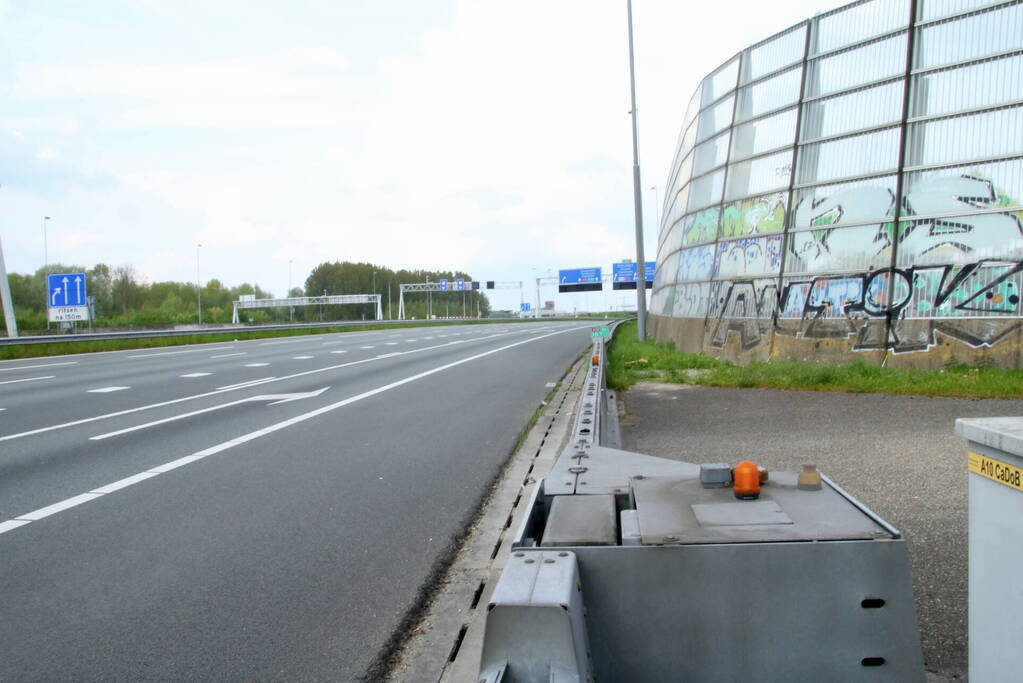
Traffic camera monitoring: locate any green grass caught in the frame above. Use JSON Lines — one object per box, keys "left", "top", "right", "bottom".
{"left": 606, "top": 320, "right": 1023, "bottom": 399}
{"left": 0, "top": 319, "right": 532, "bottom": 360}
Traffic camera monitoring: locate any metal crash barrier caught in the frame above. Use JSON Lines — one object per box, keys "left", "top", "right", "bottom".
{"left": 478, "top": 332, "right": 925, "bottom": 682}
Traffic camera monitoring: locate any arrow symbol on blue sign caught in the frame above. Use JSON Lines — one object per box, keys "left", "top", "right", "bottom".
{"left": 51, "top": 287, "right": 61, "bottom": 305}
{"left": 75, "top": 276, "right": 82, "bottom": 304}
{"left": 62, "top": 276, "right": 70, "bottom": 305}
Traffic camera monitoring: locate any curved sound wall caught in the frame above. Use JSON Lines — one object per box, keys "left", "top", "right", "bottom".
{"left": 650, "top": 0, "right": 1023, "bottom": 367}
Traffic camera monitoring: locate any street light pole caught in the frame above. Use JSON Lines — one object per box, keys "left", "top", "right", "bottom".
{"left": 535, "top": 277, "right": 541, "bottom": 319}
{"left": 43, "top": 216, "right": 51, "bottom": 329}
{"left": 196, "top": 243, "right": 202, "bottom": 326}
{"left": 288, "top": 259, "right": 294, "bottom": 322}
{"left": 650, "top": 185, "right": 660, "bottom": 232}
{"left": 627, "top": 0, "right": 648, "bottom": 341}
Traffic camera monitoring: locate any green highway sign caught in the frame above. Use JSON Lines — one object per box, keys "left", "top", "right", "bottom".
{"left": 590, "top": 325, "right": 610, "bottom": 339}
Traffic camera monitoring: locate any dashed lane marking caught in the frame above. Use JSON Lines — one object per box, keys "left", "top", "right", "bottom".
{"left": 210, "top": 352, "right": 246, "bottom": 359}
{"left": 180, "top": 373, "right": 212, "bottom": 378}
{"left": 87, "top": 386, "right": 130, "bottom": 393}
{"left": 244, "top": 363, "right": 270, "bottom": 367}
{"left": 0, "top": 326, "right": 585, "bottom": 537}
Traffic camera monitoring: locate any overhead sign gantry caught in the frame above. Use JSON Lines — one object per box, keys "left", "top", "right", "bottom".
{"left": 397, "top": 280, "right": 520, "bottom": 320}
{"left": 232, "top": 294, "right": 382, "bottom": 323}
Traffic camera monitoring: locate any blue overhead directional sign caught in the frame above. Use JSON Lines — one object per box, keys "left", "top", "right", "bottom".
{"left": 439, "top": 278, "right": 449, "bottom": 291}
{"left": 612, "top": 261, "right": 656, "bottom": 290}
{"left": 612, "top": 262, "right": 637, "bottom": 282}
{"left": 559, "top": 267, "right": 601, "bottom": 284}
{"left": 47, "top": 272, "right": 88, "bottom": 308}
{"left": 520, "top": 302, "right": 531, "bottom": 312}
{"left": 456, "top": 278, "right": 465, "bottom": 291}
{"left": 558, "top": 267, "right": 602, "bottom": 293}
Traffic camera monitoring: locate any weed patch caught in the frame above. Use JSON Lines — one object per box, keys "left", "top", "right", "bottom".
{"left": 606, "top": 321, "right": 1023, "bottom": 399}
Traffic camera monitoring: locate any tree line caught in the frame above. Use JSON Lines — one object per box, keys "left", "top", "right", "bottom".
{"left": 3, "top": 260, "right": 491, "bottom": 332}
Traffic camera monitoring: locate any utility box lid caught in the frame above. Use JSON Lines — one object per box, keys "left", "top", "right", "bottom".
{"left": 632, "top": 473, "right": 891, "bottom": 545}
{"left": 956, "top": 417, "right": 1023, "bottom": 458}
{"left": 541, "top": 494, "right": 617, "bottom": 546}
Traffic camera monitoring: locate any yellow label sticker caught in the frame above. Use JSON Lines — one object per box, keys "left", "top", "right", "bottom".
{"left": 968, "top": 451, "right": 1023, "bottom": 492}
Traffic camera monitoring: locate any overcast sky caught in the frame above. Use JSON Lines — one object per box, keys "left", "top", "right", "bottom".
{"left": 0, "top": 0, "right": 834, "bottom": 311}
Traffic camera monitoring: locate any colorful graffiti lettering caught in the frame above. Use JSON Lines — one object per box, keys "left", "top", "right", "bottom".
{"left": 707, "top": 260, "right": 1023, "bottom": 352}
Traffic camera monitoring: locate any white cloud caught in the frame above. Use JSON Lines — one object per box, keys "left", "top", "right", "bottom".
{"left": 14, "top": 47, "right": 353, "bottom": 130}
{"left": 3, "top": 0, "right": 841, "bottom": 310}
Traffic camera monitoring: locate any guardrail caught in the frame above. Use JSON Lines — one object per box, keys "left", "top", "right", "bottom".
{"left": 477, "top": 320, "right": 925, "bottom": 682}
{"left": 0, "top": 318, "right": 477, "bottom": 347}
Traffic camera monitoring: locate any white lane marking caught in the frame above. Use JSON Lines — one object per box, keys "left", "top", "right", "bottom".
{"left": 216, "top": 377, "right": 276, "bottom": 391}
{"left": 91, "top": 472, "right": 160, "bottom": 494}
{"left": 88, "top": 386, "right": 130, "bottom": 393}
{"left": 259, "top": 336, "right": 325, "bottom": 346}
{"left": 128, "top": 347, "right": 233, "bottom": 359}
{"left": 0, "top": 328, "right": 557, "bottom": 443}
{"left": 423, "top": 336, "right": 433, "bottom": 340}
{"left": 0, "top": 361, "right": 77, "bottom": 373}
{"left": 405, "top": 339, "right": 417, "bottom": 342}
{"left": 0, "top": 375, "right": 55, "bottom": 386}
{"left": 90, "top": 388, "right": 330, "bottom": 440}
{"left": 180, "top": 372, "right": 212, "bottom": 378}
{"left": 321, "top": 341, "right": 344, "bottom": 346}
{"left": 244, "top": 362, "right": 270, "bottom": 367}
{"left": 211, "top": 352, "right": 246, "bottom": 359}
{"left": 384, "top": 342, "right": 398, "bottom": 346}
{"left": 17, "top": 493, "right": 103, "bottom": 521}
{"left": 293, "top": 355, "right": 313, "bottom": 360}
{"left": 360, "top": 345, "right": 375, "bottom": 349}
{"left": 376, "top": 353, "right": 400, "bottom": 359}
{"left": 330, "top": 350, "right": 347, "bottom": 354}
{"left": 0, "top": 520, "right": 30, "bottom": 534}
{"left": 0, "top": 326, "right": 582, "bottom": 536}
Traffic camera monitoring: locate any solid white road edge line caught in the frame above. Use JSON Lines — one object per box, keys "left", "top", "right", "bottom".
{"left": 0, "top": 376, "right": 56, "bottom": 386}
{"left": 127, "top": 346, "right": 234, "bottom": 359}
{"left": 0, "top": 326, "right": 564, "bottom": 443}
{"left": 0, "top": 326, "right": 586, "bottom": 536}
{"left": 0, "top": 361, "right": 77, "bottom": 373}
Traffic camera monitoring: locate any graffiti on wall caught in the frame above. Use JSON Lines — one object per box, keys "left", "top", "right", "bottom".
{"left": 705, "top": 260, "right": 1023, "bottom": 352}
{"left": 677, "top": 174, "right": 1023, "bottom": 353}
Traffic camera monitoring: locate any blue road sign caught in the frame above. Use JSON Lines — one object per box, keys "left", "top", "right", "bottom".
{"left": 612, "top": 262, "right": 638, "bottom": 282}
{"left": 612, "top": 261, "right": 656, "bottom": 282}
{"left": 558, "top": 267, "right": 602, "bottom": 285}
{"left": 439, "top": 278, "right": 449, "bottom": 291}
{"left": 520, "top": 302, "right": 531, "bottom": 312}
{"left": 47, "top": 272, "right": 88, "bottom": 308}
{"left": 456, "top": 278, "right": 465, "bottom": 291}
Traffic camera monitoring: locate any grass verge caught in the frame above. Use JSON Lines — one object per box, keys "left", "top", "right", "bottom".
{"left": 606, "top": 320, "right": 1023, "bottom": 399}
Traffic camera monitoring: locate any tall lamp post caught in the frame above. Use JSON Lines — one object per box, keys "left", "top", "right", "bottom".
{"left": 196, "top": 243, "right": 202, "bottom": 326}
{"left": 43, "top": 216, "right": 51, "bottom": 329}
{"left": 627, "top": 0, "right": 648, "bottom": 341}
{"left": 288, "top": 259, "right": 294, "bottom": 322}
{"left": 650, "top": 185, "right": 660, "bottom": 232}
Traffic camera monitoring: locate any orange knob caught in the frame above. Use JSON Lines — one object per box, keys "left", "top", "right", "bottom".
{"left": 733, "top": 460, "right": 761, "bottom": 500}
{"left": 592, "top": 355, "right": 600, "bottom": 366}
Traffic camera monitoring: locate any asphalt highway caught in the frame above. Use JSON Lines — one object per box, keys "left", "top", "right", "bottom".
{"left": 0, "top": 320, "right": 592, "bottom": 681}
